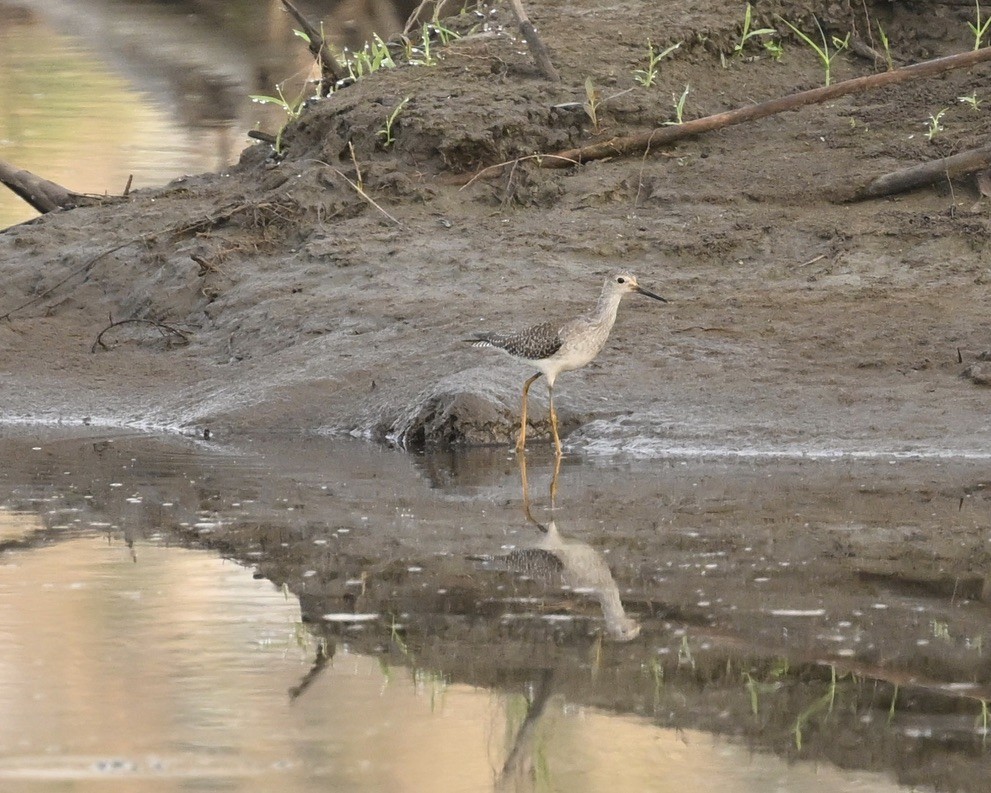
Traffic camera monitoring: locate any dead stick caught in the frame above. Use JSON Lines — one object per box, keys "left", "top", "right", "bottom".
{"left": 280, "top": 0, "right": 343, "bottom": 92}
{"left": 505, "top": 0, "right": 560, "bottom": 82}
{"left": 541, "top": 46, "right": 991, "bottom": 167}
{"left": 0, "top": 158, "right": 79, "bottom": 213}
{"left": 854, "top": 143, "right": 991, "bottom": 200}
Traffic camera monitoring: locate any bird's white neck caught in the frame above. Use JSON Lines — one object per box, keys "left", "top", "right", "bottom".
{"left": 590, "top": 285, "right": 624, "bottom": 329}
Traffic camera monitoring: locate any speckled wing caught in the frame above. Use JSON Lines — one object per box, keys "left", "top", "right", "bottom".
{"left": 469, "top": 322, "right": 563, "bottom": 361}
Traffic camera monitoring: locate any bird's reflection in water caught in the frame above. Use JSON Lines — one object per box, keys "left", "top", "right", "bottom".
{"left": 514, "top": 455, "right": 641, "bottom": 642}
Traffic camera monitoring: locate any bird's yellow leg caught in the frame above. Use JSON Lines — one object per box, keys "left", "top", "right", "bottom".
{"left": 517, "top": 373, "right": 542, "bottom": 453}
{"left": 549, "top": 450, "right": 562, "bottom": 507}
{"left": 549, "top": 384, "right": 562, "bottom": 458}
{"left": 518, "top": 452, "right": 538, "bottom": 525}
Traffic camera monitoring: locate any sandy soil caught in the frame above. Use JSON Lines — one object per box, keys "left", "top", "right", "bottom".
{"left": 1, "top": 0, "right": 991, "bottom": 456}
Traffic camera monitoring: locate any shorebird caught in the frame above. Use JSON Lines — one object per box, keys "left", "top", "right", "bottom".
{"left": 466, "top": 270, "right": 666, "bottom": 455}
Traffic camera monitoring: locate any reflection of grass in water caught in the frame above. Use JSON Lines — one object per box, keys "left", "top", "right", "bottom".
{"left": 504, "top": 693, "right": 530, "bottom": 748}
{"left": 977, "top": 699, "right": 989, "bottom": 743}
{"left": 742, "top": 659, "right": 789, "bottom": 719}
{"left": 412, "top": 667, "right": 448, "bottom": 712}
{"left": 589, "top": 633, "right": 603, "bottom": 680}
{"left": 384, "top": 614, "right": 448, "bottom": 710}
{"left": 644, "top": 656, "right": 664, "bottom": 708}
{"left": 794, "top": 665, "right": 837, "bottom": 750}
{"left": 501, "top": 690, "right": 554, "bottom": 792}
{"left": 677, "top": 634, "right": 695, "bottom": 669}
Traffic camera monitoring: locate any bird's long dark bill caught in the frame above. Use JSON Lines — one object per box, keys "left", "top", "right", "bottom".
{"left": 636, "top": 286, "right": 667, "bottom": 302}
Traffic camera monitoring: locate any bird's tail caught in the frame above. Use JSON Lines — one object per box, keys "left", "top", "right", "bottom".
{"left": 464, "top": 334, "right": 496, "bottom": 348}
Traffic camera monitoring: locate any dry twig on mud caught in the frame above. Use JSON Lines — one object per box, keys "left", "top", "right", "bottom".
{"left": 504, "top": 0, "right": 560, "bottom": 81}
{"left": 91, "top": 318, "right": 190, "bottom": 353}
{"left": 456, "top": 154, "right": 579, "bottom": 188}
{"left": 534, "top": 47, "right": 991, "bottom": 169}
{"left": 853, "top": 144, "right": 991, "bottom": 200}
{"left": 280, "top": 0, "right": 343, "bottom": 93}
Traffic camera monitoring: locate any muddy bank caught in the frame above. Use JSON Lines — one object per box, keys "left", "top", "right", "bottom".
{"left": 1, "top": 0, "right": 991, "bottom": 456}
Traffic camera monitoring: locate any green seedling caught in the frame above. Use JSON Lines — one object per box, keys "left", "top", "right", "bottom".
{"left": 249, "top": 83, "right": 307, "bottom": 153}
{"left": 378, "top": 97, "right": 410, "bottom": 148}
{"left": 876, "top": 21, "right": 894, "bottom": 71}
{"left": 677, "top": 634, "right": 695, "bottom": 668}
{"left": 430, "top": 20, "right": 461, "bottom": 45}
{"left": 663, "top": 83, "right": 691, "bottom": 125}
{"left": 780, "top": 16, "right": 849, "bottom": 86}
{"left": 968, "top": 1, "right": 991, "bottom": 49}
{"left": 734, "top": 3, "right": 776, "bottom": 57}
{"left": 978, "top": 699, "right": 990, "bottom": 740}
{"left": 344, "top": 34, "right": 396, "bottom": 80}
{"left": 764, "top": 40, "right": 784, "bottom": 60}
{"left": 959, "top": 91, "right": 982, "bottom": 110}
{"left": 584, "top": 77, "right": 602, "bottom": 131}
{"left": 925, "top": 108, "right": 947, "bottom": 140}
{"left": 403, "top": 22, "right": 448, "bottom": 66}
{"left": 633, "top": 40, "right": 682, "bottom": 87}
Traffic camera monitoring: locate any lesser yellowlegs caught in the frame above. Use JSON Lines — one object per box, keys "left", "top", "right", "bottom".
{"left": 467, "top": 270, "right": 666, "bottom": 455}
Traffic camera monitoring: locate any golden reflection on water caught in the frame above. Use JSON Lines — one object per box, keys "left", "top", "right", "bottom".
{"left": 0, "top": 1, "right": 320, "bottom": 229}
{"left": 0, "top": 18, "right": 221, "bottom": 228}
{"left": 0, "top": 524, "right": 914, "bottom": 792}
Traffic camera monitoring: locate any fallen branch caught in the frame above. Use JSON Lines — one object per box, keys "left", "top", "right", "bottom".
{"left": 0, "top": 159, "right": 99, "bottom": 214}
{"left": 505, "top": 0, "right": 560, "bottom": 82}
{"left": 853, "top": 143, "right": 991, "bottom": 200}
{"left": 536, "top": 46, "right": 991, "bottom": 168}
{"left": 280, "top": 0, "right": 343, "bottom": 94}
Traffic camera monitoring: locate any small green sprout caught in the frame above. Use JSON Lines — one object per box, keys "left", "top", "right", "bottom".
{"left": 925, "top": 108, "right": 947, "bottom": 141}
{"left": 764, "top": 40, "right": 784, "bottom": 60}
{"left": 633, "top": 40, "right": 682, "bottom": 87}
{"left": 344, "top": 34, "right": 395, "bottom": 79}
{"left": 959, "top": 91, "right": 982, "bottom": 110}
{"left": 876, "top": 22, "right": 894, "bottom": 71}
{"left": 378, "top": 97, "right": 410, "bottom": 148}
{"left": 780, "top": 16, "right": 849, "bottom": 86}
{"left": 663, "top": 83, "right": 691, "bottom": 125}
{"left": 584, "top": 77, "right": 602, "bottom": 131}
{"left": 968, "top": 1, "right": 991, "bottom": 50}
{"left": 249, "top": 83, "right": 307, "bottom": 153}
{"left": 734, "top": 3, "right": 776, "bottom": 57}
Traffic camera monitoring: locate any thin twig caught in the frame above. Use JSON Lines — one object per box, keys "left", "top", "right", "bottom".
{"left": 91, "top": 318, "right": 190, "bottom": 353}
{"left": 457, "top": 154, "right": 580, "bottom": 189}
{"left": 305, "top": 158, "right": 402, "bottom": 226}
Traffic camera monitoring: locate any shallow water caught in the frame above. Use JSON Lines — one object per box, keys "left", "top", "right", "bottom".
{"left": 0, "top": 0, "right": 387, "bottom": 229}
{"left": 1, "top": 429, "right": 990, "bottom": 791}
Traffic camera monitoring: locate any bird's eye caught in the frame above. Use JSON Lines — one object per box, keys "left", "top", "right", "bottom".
{"left": 616, "top": 277, "right": 626, "bottom": 284}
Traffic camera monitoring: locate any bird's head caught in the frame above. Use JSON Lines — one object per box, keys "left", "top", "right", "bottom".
{"left": 607, "top": 270, "right": 667, "bottom": 303}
